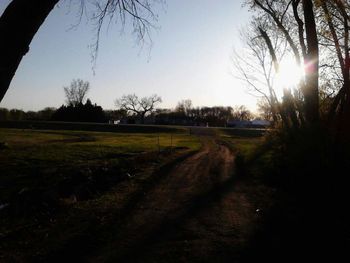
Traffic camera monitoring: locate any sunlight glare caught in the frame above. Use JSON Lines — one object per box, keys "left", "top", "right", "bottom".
{"left": 274, "top": 55, "right": 304, "bottom": 98}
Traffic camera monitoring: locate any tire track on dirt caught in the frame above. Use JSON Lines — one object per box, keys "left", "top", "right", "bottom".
{"left": 90, "top": 134, "right": 255, "bottom": 262}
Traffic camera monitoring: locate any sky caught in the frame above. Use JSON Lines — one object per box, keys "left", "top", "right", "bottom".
{"left": 0, "top": 0, "right": 255, "bottom": 112}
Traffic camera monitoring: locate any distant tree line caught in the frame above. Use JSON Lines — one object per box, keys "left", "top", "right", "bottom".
{"left": 0, "top": 80, "right": 257, "bottom": 126}
{"left": 153, "top": 104, "right": 253, "bottom": 127}
{"left": 0, "top": 79, "right": 107, "bottom": 123}
{"left": 113, "top": 96, "right": 255, "bottom": 127}
{"left": 0, "top": 101, "right": 256, "bottom": 128}
{"left": 0, "top": 107, "right": 56, "bottom": 121}
{"left": 0, "top": 106, "right": 118, "bottom": 123}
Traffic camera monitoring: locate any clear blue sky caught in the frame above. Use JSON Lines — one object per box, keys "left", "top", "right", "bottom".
{"left": 0, "top": 0, "right": 254, "bottom": 111}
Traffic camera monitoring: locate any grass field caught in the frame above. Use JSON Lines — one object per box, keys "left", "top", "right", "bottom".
{"left": 0, "top": 128, "right": 200, "bottom": 198}
{"left": 0, "top": 120, "right": 189, "bottom": 134}
{"left": 218, "top": 129, "right": 264, "bottom": 157}
{"left": 0, "top": 125, "right": 273, "bottom": 261}
{"left": 0, "top": 128, "right": 202, "bottom": 261}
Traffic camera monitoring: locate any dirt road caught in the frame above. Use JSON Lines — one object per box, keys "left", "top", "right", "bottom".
{"left": 89, "top": 132, "right": 256, "bottom": 262}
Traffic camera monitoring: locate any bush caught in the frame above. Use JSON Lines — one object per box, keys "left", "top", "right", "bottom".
{"left": 243, "top": 125, "right": 350, "bottom": 260}
{"left": 52, "top": 99, "right": 107, "bottom": 123}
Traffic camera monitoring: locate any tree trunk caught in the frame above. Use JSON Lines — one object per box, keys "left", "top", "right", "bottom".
{"left": 0, "top": 0, "right": 58, "bottom": 102}
{"left": 140, "top": 113, "right": 145, "bottom": 124}
{"left": 302, "top": 0, "right": 320, "bottom": 125}
{"left": 292, "top": 0, "right": 307, "bottom": 59}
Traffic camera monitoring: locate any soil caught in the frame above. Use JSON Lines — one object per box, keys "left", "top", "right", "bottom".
{"left": 89, "top": 132, "right": 256, "bottom": 262}
{"left": 2, "top": 130, "right": 260, "bottom": 262}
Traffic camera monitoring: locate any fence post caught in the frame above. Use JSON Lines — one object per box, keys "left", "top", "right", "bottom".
{"left": 157, "top": 134, "right": 160, "bottom": 154}
{"left": 170, "top": 134, "right": 173, "bottom": 153}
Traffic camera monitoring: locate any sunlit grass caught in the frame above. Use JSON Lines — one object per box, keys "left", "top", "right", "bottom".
{"left": 0, "top": 128, "right": 200, "bottom": 178}
{"left": 0, "top": 127, "right": 201, "bottom": 209}
{"left": 223, "top": 135, "right": 263, "bottom": 158}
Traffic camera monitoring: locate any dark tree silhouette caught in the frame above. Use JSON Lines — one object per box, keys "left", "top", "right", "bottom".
{"left": 154, "top": 104, "right": 252, "bottom": 127}
{"left": 64, "top": 79, "right": 90, "bottom": 107}
{"left": 302, "top": 0, "right": 319, "bottom": 125}
{"left": 115, "top": 94, "right": 162, "bottom": 123}
{"left": 175, "top": 99, "right": 193, "bottom": 116}
{"left": 232, "top": 105, "right": 253, "bottom": 121}
{"left": 0, "top": 0, "right": 159, "bottom": 102}
{"left": 52, "top": 99, "right": 107, "bottom": 123}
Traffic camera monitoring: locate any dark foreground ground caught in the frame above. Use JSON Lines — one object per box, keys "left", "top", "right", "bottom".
{"left": 1, "top": 127, "right": 272, "bottom": 262}
{"left": 88, "top": 136, "right": 250, "bottom": 262}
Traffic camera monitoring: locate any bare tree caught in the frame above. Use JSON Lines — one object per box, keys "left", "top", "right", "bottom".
{"left": 115, "top": 94, "right": 162, "bottom": 123}
{"left": 232, "top": 105, "right": 253, "bottom": 121}
{"left": 257, "top": 98, "right": 273, "bottom": 121}
{"left": 175, "top": 99, "right": 192, "bottom": 116}
{"left": 243, "top": 0, "right": 320, "bottom": 126}
{"left": 318, "top": 0, "right": 350, "bottom": 125}
{"left": 64, "top": 79, "right": 90, "bottom": 106}
{"left": 0, "top": 0, "right": 161, "bottom": 102}
{"left": 232, "top": 22, "right": 286, "bottom": 125}
{"left": 244, "top": 0, "right": 350, "bottom": 129}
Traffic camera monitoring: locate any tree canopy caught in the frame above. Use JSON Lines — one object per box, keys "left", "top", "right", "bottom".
{"left": 64, "top": 79, "right": 90, "bottom": 107}
{"left": 115, "top": 94, "right": 162, "bottom": 123}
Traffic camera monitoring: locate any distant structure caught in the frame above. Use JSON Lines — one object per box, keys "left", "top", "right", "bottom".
{"left": 251, "top": 119, "right": 270, "bottom": 127}
{"left": 227, "top": 119, "right": 270, "bottom": 128}
{"left": 227, "top": 120, "right": 251, "bottom": 128}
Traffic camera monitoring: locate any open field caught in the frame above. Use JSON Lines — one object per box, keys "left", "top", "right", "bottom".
{"left": 0, "top": 126, "right": 272, "bottom": 262}
{"left": 0, "top": 121, "right": 189, "bottom": 134}
{"left": 0, "top": 128, "right": 202, "bottom": 261}
{"left": 0, "top": 120, "right": 268, "bottom": 136}
{"left": 0, "top": 128, "right": 200, "bottom": 200}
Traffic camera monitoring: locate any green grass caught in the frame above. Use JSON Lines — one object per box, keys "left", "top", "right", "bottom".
{"left": 214, "top": 126, "right": 266, "bottom": 161}
{"left": 216, "top": 127, "right": 267, "bottom": 138}
{"left": 217, "top": 132, "right": 274, "bottom": 182}
{"left": 0, "top": 128, "right": 199, "bottom": 159}
{"left": 0, "top": 128, "right": 200, "bottom": 201}
{"left": 219, "top": 134, "right": 263, "bottom": 158}
{"left": 0, "top": 127, "right": 271, "bottom": 261}
{"left": 0, "top": 128, "right": 202, "bottom": 261}
{"left": 0, "top": 120, "right": 190, "bottom": 134}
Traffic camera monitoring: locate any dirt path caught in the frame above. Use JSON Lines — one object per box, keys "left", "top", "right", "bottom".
{"left": 90, "top": 133, "right": 255, "bottom": 262}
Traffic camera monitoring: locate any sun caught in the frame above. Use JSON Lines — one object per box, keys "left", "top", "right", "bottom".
{"left": 274, "top": 55, "right": 304, "bottom": 98}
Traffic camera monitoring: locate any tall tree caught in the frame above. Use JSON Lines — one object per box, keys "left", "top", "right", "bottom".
{"left": 318, "top": 0, "right": 350, "bottom": 128}
{"left": 233, "top": 22, "right": 295, "bottom": 127}
{"left": 232, "top": 105, "right": 253, "bottom": 121}
{"left": 64, "top": 79, "right": 90, "bottom": 106}
{"left": 0, "top": 0, "right": 159, "bottom": 102}
{"left": 115, "top": 94, "right": 162, "bottom": 123}
{"left": 175, "top": 99, "right": 193, "bottom": 116}
{"left": 243, "top": 0, "right": 320, "bottom": 126}
{"left": 302, "top": 0, "right": 319, "bottom": 125}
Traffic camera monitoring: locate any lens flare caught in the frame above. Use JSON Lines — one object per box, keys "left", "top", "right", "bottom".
{"left": 274, "top": 56, "right": 304, "bottom": 98}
